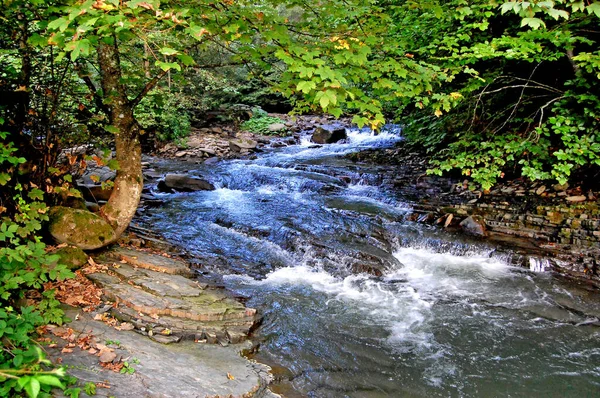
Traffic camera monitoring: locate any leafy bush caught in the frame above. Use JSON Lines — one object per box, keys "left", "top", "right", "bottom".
{"left": 135, "top": 91, "right": 192, "bottom": 142}
{"left": 240, "top": 109, "right": 288, "bottom": 136}
{"left": 0, "top": 125, "right": 74, "bottom": 397}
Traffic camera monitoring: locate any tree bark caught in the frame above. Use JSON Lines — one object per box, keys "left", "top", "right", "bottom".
{"left": 97, "top": 38, "right": 143, "bottom": 238}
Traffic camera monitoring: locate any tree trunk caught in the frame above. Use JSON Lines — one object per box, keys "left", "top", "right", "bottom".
{"left": 97, "top": 38, "right": 143, "bottom": 238}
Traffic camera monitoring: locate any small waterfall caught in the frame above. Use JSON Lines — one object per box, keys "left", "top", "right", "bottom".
{"left": 529, "top": 257, "right": 551, "bottom": 272}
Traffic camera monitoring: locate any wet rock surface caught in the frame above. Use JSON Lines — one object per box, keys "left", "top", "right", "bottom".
{"left": 158, "top": 173, "right": 215, "bottom": 192}
{"left": 311, "top": 125, "right": 347, "bottom": 144}
{"left": 346, "top": 143, "right": 600, "bottom": 287}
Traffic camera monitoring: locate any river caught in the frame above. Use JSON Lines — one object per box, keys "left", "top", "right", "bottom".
{"left": 139, "top": 127, "right": 600, "bottom": 397}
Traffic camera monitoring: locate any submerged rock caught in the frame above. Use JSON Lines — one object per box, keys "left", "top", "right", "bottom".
{"left": 48, "top": 206, "right": 116, "bottom": 250}
{"left": 158, "top": 174, "right": 216, "bottom": 192}
{"left": 311, "top": 125, "right": 347, "bottom": 144}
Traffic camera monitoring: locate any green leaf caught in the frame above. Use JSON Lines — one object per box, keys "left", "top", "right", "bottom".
{"left": 176, "top": 54, "right": 195, "bottom": 66}
{"left": 521, "top": 17, "right": 545, "bottom": 29}
{"left": 35, "top": 375, "right": 64, "bottom": 389}
{"left": 25, "top": 378, "right": 40, "bottom": 398}
{"left": 47, "top": 17, "right": 70, "bottom": 32}
{"left": 155, "top": 61, "right": 181, "bottom": 72}
{"left": 27, "top": 189, "right": 44, "bottom": 201}
{"left": 28, "top": 34, "right": 48, "bottom": 47}
{"left": 0, "top": 173, "right": 10, "bottom": 185}
{"left": 296, "top": 81, "right": 316, "bottom": 94}
{"left": 159, "top": 47, "right": 179, "bottom": 56}
{"left": 587, "top": 3, "right": 600, "bottom": 18}
{"left": 500, "top": 2, "right": 516, "bottom": 14}
{"left": 107, "top": 159, "right": 120, "bottom": 171}
{"left": 104, "top": 125, "right": 120, "bottom": 134}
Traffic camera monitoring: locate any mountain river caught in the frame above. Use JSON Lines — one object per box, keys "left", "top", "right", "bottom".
{"left": 138, "top": 127, "right": 600, "bottom": 397}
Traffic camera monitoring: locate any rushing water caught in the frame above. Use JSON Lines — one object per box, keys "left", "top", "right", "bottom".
{"left": 139, "top": 127, "right": 600, "bottom": 397}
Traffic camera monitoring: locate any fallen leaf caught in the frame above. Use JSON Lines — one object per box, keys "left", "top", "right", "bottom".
{"left": 98, "top": 349, "right": 117, "bottom": 363}
{"left": 227, "top": 373, "right": 235, "bottom": 380}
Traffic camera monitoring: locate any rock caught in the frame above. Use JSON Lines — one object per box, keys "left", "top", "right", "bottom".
{"left": 150, "top": 334, "right": 182, "bottom": 344}
{"left": 268, "top": 123, "right": 286, "bottom": 133}
{"left": 50, "top": 246, "right": 89, "bottom": 270}
{"left": 77, "top": 183, "right": 113, "bottom": 201}
{"left": 85, "top": 201, "right": 100, "bottom": 212}
{"left": 204, "top": 157, "right": 219, "bottom": 165}
{"left": 175, "top": 151, "right": 188, "bottom": 157}
{"left": 566, "top": 195, "right": 586, "bottom": 203}
{"left": 78, "top": 165, "right": 115, "bottom": 185}
{"left": 311, "top": 125, "right": 347, "bottom": 144}
{"left": 160, "top": 174, "right": 215, "bottom": 192}
{"left": 553, "top": 182, "right": 569, "bottom": 191}
{"left": 48, "top": 207, "right": 116, "bottom": 250}
{"left": 536, "top": 185, "right": 546, "bottom": 195}
{"left": 459, "top": 215, "right": 487, "bottom": 237}
{"left": 103, "top": 247, "right": 194, "bottom": 277}
{"left": 444, "top": 213, "right": 454, "bottom": 228}
{"left": 229, "top": 138, "right": 257, "bottom": 152}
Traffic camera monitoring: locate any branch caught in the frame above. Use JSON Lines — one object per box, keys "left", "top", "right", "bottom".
{"left": 130, "top": 69, "right": 168, "bottom": 108}
{"left": 75, "top": 61, "right": 109, "bottom": 113}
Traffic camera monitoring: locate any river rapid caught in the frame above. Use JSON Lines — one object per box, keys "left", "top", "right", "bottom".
{"left": 139, "top": 127, "right": 600, "bottom": 397}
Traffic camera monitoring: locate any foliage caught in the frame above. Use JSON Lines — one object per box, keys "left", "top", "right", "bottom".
{"left": 240, "top": 109, "right": 288, "bottom": 135}
{"left": 0, "top": 129, "right": 74, "bottom": 396}
{"left": 391, "top": 0, "right": 600, "bottom": 189}
{"left": 135, "top": 91, "right": 191, "bottom": 142}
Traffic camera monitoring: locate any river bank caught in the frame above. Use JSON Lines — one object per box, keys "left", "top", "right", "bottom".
{"left": 345, "top": 143, "right": 600, "bottom": 288}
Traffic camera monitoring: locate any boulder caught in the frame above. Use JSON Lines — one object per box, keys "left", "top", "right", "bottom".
{"left": 311, "top": 125, "right": 347, "bottom": 144}
{"left": 48, "top": 206, "right": 116, "bottom": 250}
{"left": 50, "top": 246, "right": 89, "bottom": 270}
{"left": 459, "top": 215, "right": 487, "bottom": 237}
{"left": 229, "top": 138, "right": 257, "bottom": 152}
{"left": 268, "top": 123, "right": 287, "bottom": 133}
{"left": 159, "top": 174, "right": 215, "bottom": 192}
{"left": 78, "top": 165, "right": 116, "bottom": 185}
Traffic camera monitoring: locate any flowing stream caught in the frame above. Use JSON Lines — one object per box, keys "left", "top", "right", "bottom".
{"left": 139, "top": 127, "right": 600, "bottom": 397}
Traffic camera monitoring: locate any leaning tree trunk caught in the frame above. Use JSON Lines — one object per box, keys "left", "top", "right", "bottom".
{"left": 97, "top": 39, "right": 143, "bottom": 238}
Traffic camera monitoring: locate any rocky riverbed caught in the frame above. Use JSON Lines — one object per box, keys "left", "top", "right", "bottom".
{"left": 54, "top": 114, "right": 599, "bottom": 396}
{"left": 346, "top": 144, "right": 600, "bottom": 287}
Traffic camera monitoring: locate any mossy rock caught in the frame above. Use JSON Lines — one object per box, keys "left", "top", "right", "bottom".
{"left": 48, "top": 206, "right": 116, "bottom": 250}
{"left": 50, "top": 246, "right": 89, "bottom": 270}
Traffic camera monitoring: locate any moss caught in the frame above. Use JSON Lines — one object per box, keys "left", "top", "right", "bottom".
{"left": 48, "top": 206, "right": 116, "bottom": 250}
{"left": 51, "top": 246, "right": 88, "bottom": 270}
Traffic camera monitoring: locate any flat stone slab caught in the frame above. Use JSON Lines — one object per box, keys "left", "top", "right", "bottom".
{"left": 101, "top": 247, "right": 194, "bottom": 277}
{"left": 88, "top": 272, "right": 255, "bottom": 323}
{"left": 49, "top": 308, "right": 275, "bottom": 398}
{"left": 110, "top": 263, "right": 206, "bottom": 298}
